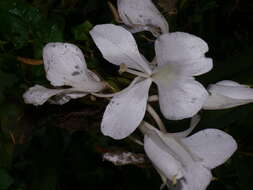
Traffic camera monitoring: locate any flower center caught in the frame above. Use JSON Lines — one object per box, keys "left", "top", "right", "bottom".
{"left": 151, "top": 64, "right": 176, "bottom": 85}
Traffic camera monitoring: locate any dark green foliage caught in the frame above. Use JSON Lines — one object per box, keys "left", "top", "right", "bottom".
{"left": 0, "top": 0, "right": 253, "bottom": 189}
{"left": 0, "top": 169, "right": 13, "bottom": 190}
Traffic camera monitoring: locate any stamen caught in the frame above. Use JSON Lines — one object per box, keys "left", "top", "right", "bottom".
{"left": 125, "top": 68, "right": 150, "bottom": 78}
{"left": 172, "top": 175, "right": 177, "bottom": 186}
{"left": 119, "top": 63, "right": 150, "bottom": 78}
{"left": 159, "top": 174, "right": 168, "bottom": 190}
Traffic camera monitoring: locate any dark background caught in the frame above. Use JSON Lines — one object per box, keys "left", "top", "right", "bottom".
{"left": 0, "top": 0, "right": 253, "bottom": 189}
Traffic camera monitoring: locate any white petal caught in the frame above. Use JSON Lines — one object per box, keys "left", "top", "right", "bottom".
{"left": 208, "top": 81, "right": 253, "bottom": 99}
{"left": 203, "top": 80, "right": 253, "bottom": 110}
{"left": 90, "top": 24, "right": 151, "bottom": 74}
{"left": 117, "top": 0, "right": 169, "bottom": 36}
{"left": 156, "top": 32, "right": 209, "bottom": 62}
{"left": 101, "top": 78, "right": 152, "bottom": 139}
{"left": 23, "top": 85, "right": 65, "bottom": 106}
{"left": 215, "top": 80, "right": 246, "bottom": 87}
{"left": 85, "top": 69, "right": 106, "bottom": 91}
{"left": 142, "top": 122, "right": 212, "bottom": 190}
{"left": 23, "top": 85, "right": 88, "bottom": 106}
{"left": 166, "top": 163, "right": 212, "bottom": 190}
{"left": 155, "top": 78, "right": 208, "bottom": 120}
{"left": 171, "top": 115, "right": 201, "bottom": 138}
{"left": 141, "top": 122, "right": 198, "bottom": 176}
{"left": 155, "top": 32, "right": 210, "bottom": 75}
{"left": 180, "top": 163, "right": 212, "bottom": 190}
{"left": 182, "top": 129, "right": 237, "bottom": 169}
{"left": 203, "top": 93, "right": 251, "bottom": 110}
{"left": 169, "top": 57, "right": 213, "bottom": 76}
{"left": 43, "top": 43, "right": 105, "bottom": 91}
{"left": 144, "top": 135, "right": 184, "bottom": 180}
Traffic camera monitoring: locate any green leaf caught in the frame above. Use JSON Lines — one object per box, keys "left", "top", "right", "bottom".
{"left": 0, "top": 169, "right": 13, "bottom": 190}
{"left": 0, "top": 70, "right": 18, "bottom": 104}
{"left": 0, "top": 0, "right": 63, "bottom": 50}
{"left": 72, "top": 20, "right": 93, "bottom": 41}
{"left": 199, "top": 0, "right": 218, "bottom": 12}
{"left": 0, "top": 10, "right": 29, "bottom": 48}
{"left": 29, "top": 168, "right": 58, "bottom": 190}
{"left": 179, "top": 0, "right": 190, "bottom": 9}
{"left": 0, "top": 139, "right": 13, "bottom": 168}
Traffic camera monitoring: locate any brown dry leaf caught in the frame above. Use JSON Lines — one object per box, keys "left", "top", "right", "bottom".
{"left": 17, "top": 56, "right": 43, "bottom": 65}
{"left": 103, "top": 150, "right": 149, "bottom": 167}
{"left": 107, "top": 1, "right": 122, "bottom": 23}
{"left": 4, "top": 112, "right": 35, "bottom": 145}
{"left": 158, "top": 0, "right": 178, "bottom": 15}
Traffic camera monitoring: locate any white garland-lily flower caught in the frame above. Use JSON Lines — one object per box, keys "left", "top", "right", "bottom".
{"left": 141, "top": 121, "right": 237, "bottom": 190}
{"left": 90, "top": 24, "right": 213, "bottom": 139}
{"left": 23, "top": 43, "right": 105, "bottom": 106}
{"left": 117, "top": 0, "right": 169, "bottom": 36}
{"left": 203, "top": 80, "right": 253, "bottom": 110}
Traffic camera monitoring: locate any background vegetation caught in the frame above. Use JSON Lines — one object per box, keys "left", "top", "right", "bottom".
{"left": 0, "top": 0, "right": 253, "bottom": 189}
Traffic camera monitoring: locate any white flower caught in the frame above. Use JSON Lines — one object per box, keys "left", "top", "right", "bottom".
{"left": 90, "top": 24, "right": 212, "bottom": 139}
{"left": 203, "top": 80, "right": 253, "bottom": 110}
{"left": 141, "top": 121, "right": 237, "bottom": 190}
{"left": 117, "top": 0, "right": 169, "bottom": 36}
{"left": 23, "top": 43, "right": 105, "bottom": 106}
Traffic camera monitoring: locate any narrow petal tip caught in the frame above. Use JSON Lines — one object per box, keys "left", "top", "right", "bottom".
{"left": 23, "top": 85, "right": 63, "bottom": 106}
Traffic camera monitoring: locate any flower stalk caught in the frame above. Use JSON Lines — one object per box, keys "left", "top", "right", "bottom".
{"left": 147, "top": 104, "right": 167, "bottom": 132}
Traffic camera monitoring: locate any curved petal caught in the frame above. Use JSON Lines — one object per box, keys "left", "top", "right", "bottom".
{"left": 203, "top": 93, "right": 252, "bottom": 110}
{"left": 48, "top": 91, "right": 88, "bottom": 105}
{"left": 182, "top": 129, "right": 237, "bottom": 169}
{"left": 117, "top": 0, "right": 169, "bottom": 36}
{"left": 166, "top": 163, "right": 212, "bottom": 190}
{"left": 90, "top": 24, "right": 151, "bottom": 74}
{"left": 155, "top": 32, "right": 209, "bottom": 63}
{"left": 144, "top": 135, "right": 184, "bottom": 180}
{"left": 43, "top": 43, "right": 105, "bottom": 92}
{"left": 208, "top": 81, "right": 253, "bottom": 99}
{"left": 85, "top": 69, "right": 106, "bottom": 92}
{"left": 101, "top": 78, "right": 152, "bottom": 139}
{"left": 171, "top": 115, "right": 201, "bottom": 138}
{"left": 155, "top": 32, "right": 211, "bottom": 76}
{"left": 23, "top": 85, "right": 65, "bottom": 106}
{"left": 215, "top": 80, "right": 248, "bottom": 87}
{"left": 180, "top": 163, "right": 212, "bottom": 190}
{"left": 23, "top": 85, "right": 87, "bottom": 106}
{"left": 141, "top": 122, "right": 213, "bottom": 190}
{"left": 155, "top": 78, "right": 208, "bottom": 120}
{"left": 203, "top": 80, "right": 253, "bottom": 110}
